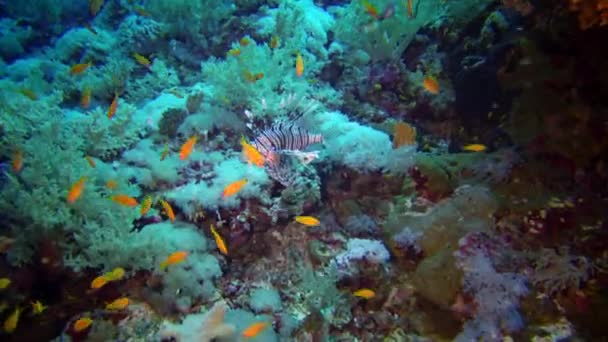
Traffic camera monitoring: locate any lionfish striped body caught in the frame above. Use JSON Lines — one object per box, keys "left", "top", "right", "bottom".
{"left": 252, "top": 122, "right": 323, "bottom": 186}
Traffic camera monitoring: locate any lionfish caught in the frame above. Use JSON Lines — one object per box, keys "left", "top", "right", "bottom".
{"left": 248, "top": 96, "right": 323, "bottom": 186}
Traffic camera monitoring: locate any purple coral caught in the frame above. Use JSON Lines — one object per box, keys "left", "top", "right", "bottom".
{"left": 454, "top": 233, "right": 529, "bottom": 341}
{"left": 332, "top": 238, "right": 390, "bottom": 277}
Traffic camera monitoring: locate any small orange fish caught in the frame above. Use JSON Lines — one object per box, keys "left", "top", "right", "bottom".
{"left": 160, "top": 199, "right": 175, "bottom": 222}
{"left": 105, "top": 297, "right": 129, "bottom": 310}
{"left": 18, "top": 88, "right": 38, "bottom": 100}
{"left": 81, "top": 88, "right": 92, "bottom": 109}
{"left": 85, "top": 155, "right": 96, "bottom": 168}
{"left": 140, "top": 195, "right": 152, "bottom": 216}
{"left": 269, "top": 35, "right": 279, "bottom": 49}
{"left": 242, "top": 321, "right": 269, "bottom": 338}
{"left": 242, "top": 70, "right": 264, "bottom": 83}
{"left": 133, "top": 52, "right": 151, "bottom": 68}
{"left": 228, "top": 48, "right": 241, "bottom": 57}
{"left": 295, "top": 216, "right": 320, "bottom": 226}
{"left": 105, "top": 179, "right": 118, "bottom": 189}
{"left": 295, "top": 53, "right": 304, "bottom": 77}
{"left": 70, "top": 62, "right": 92, "bottom": 75}
{"left": 107, "top": 93, "right": 118, "bottom": 119}
{"left": 73, "top": 317, "right": 93, "bottom": 332}
{"left": 407, "top": 0, "right": 414, "bottom": 18}
{"left": 179, "top": 136, "right": 197, "bottom": 160}
{"left": 423, "top": 76, "right": 439, "bottom": 94}
{"left": 241, "top": 136, "right": 265, "bottom": 167}
{"left": 67, "top": 177, "right": 87, "bottom": 203}
{"left": 210, "top": 224, "right": 228, "bottom": 256}
{"left": 111, "top": 194, "right": 138, "bottom": 207}
{"left": 90, "top": 275, "right": 108, "bottom": 289}
{"left": 239, "top": 37, "right": 251, "bottom": 46}
{"left": 222, "top": 179, "right": 248, "bottom": 198}
{"left": 353, "top": 288, "right": 375, "bottom": 299}
{"left": 462, "top": 144, "right": 486, "bottom": 152}
{"left": 160, "top": 251, "right": 188, "bottom": 270}
{"left": 12, "top": 150, "right": 23, "bottom": 173}
{"left": 362, "top": 0, "right": 380, "bottom": 19}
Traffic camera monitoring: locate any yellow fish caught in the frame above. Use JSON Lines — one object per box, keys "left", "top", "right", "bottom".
{"left": 353, "top": 288, "right": 375, "bottom": 299}
{"left": 133, "top": 52, "right": 151, "bottom": 68}
{"left": 140, "top": 195, "right": 152, "bottom": 216}
{"left": 160, "top": 199, "right": 175, "bottom": 222}
{"left": 462, "top": 144, "right": 487, "bottom": 152}
{"left": 104, "top": 267, "right": 125, "bottom": 281}
{"left": 90, "top": 275, "right": 108, "bottom": 289}
{"left": 105, "top": 297, "right": 129, "bottom": 310}
{"left": 295, "top": 216, "right": 320, "bottom": 226}
{"left": 0, "top": 278, "right": 10, "bottom": 289}
{"left": 30, "top": 300, "right": 47, "bottom": 315}
{"left": 210, "top": 225, "right": 228, "bottom": 256}
{"left": 3, "top": 306, "right": 21, "bottom": 333}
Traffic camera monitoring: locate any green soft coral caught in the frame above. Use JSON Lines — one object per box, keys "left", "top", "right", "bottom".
{"left": 0, "top": 110, "right": 141, "bottom": 270}
{"left": 333, "top": 0, "right": 443, "bottom": 62}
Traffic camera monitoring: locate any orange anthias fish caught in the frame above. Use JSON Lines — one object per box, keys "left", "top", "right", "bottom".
{"left": 12, "top": 150, "right": 23, "bottom": 173}
{"left": 295, "top": 216, "right": 320, "bottom": 226}
{"left": 179, "top": 136, "right": 197, "bottom": 160}
{"left": 67, "top": 177, "right": 87, "bottom": 203}
{"left": 85, "top": 155, "right": 96, "bottom": 168}
{"left": 228, "top": 48, "right": 241, "bottom": 57}
{"left": 423, "top": 76, "right": 439, "bottom": 94}
{"left": 18, "top": 88, "right": 38, "bottom": 100}
{"left": 269, "top": 35, "right": 279, "bottom": 49}
{"left": 241, "top": 136, "right": 264, "bottom": 167}
{"left": 105, "top": 297, "right": 129, "bottom": 310}
{"left": 353, "top": 288, "right": 376, "bottom": 299}
{"left": 160, "top": 251, "right": 188, "bottom": 270}
{"left": 243, "top": 70, "right": 264, "bottom": 83}
{"left": 70, "top": 62, "right": 92, "bottom": 75}
{"left": 90, "top": 275, "right": 108, "bottom": 289}
{"left": 242, "top": 321, "right": 269, "bottom": 338}
{"left": 210, "top": 225, "right": 228, "bottom": 256}
{"left": 239, "top": 37, "right": 251, "bottom": 46}
{"left": 295, "top": 53, "right": 304, "bottom": 77}
{"left": 407, "top": 0, "right": 414, "bottom": 18}
{"left": 111, "top": 194, "right": 138, "bottom": 207}
{"left": 107, "top": 93, "right": 119, "bottom": 119}
{"left": 222, "top": 179, "right": 248, "bottom": 198}
{"left": 361, "top": 0, "right": 380, "bottom": 19}
{"left": 140, "top": 195, "right": 152, "bottom": 216}
{"left": 105, "top": 179, "right": 118, "bottom": 189}
{"left": 73, "top": 317, "right": 93, "bottom": 332}
{"left": 81, "top": 88, "right": 92, "bottom": 109}
{"left": 462, "top": 144, "right": 487, "bottom": 152}
{"left": 160, "top": 199, "right": 175, "bottom": 222}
